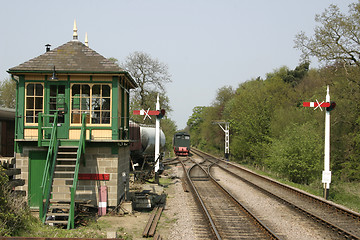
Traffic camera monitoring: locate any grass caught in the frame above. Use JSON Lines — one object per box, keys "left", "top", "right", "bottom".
{"left": 240, "top": 163, "right": 360, "bottom": 213}
{"left": 199, "top": 148, "right": 360, "bottom": 213}
{"left": 145, "top": 175, "right": 174, "bottom": 187}
{"left": 116, "top": 227, "right": 133, "bottom": 240}
{"left": 16, "top": 215, "right": 137, "bottom": 239}
{"left": 330, "top": 181, "right": 360, "bottom": 212}
{"left": 16, "top": 216, "right": 108, "bottom": 238}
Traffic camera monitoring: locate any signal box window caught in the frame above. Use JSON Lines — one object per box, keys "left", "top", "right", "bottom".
{"left": 71, "top": 83, "right": 111, "bottom": 125}
{"left": 25, "top": 83, "right": 44, "bottom": 124}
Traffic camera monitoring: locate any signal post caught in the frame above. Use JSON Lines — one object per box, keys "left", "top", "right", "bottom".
{"left": 303, "top": 85, "right": 336, "bottom": 199}
{"left": 213, "top": 121, "right": 230, "bottom": 160}
{"left": 133, "top": 94, "right": 165, "bottom": 184}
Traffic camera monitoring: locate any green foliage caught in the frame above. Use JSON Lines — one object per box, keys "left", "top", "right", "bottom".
{"left": 225, "top": 79, "right": 272, "bottom": 165}
{"left": 266, "top": 123, "right": 322, "bottom": 184}
{"left": 295, "top": 3, "right": 360, "bottom": 66}
{"left": 160, "top": 117, "right": 177, "bottom": 154}
{"left": 187, "top": 106, "right": 206, "bottom": 147}
{"left": 283, "top": 62, "right": 310, "bottom": 87}
{"left": 185, "top": 1, "right": 360, "bottom": 211}
{"left": 0, "top": 167, "right": 32, "bottom": 236}
{"left": 187, "top": 59, "right": 360, "bottom": 186}
{"left": 0, "top": 78, "right": 16, "bottom": 108}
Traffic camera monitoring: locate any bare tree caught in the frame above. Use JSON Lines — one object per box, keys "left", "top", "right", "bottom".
{"left": 122, "top": 51, "right": 171, "bottom": 108}
{"left": 294, "top": 3, "right": 360, "bottom": 67}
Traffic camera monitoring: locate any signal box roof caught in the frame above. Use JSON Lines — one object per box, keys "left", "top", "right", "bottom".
{"left": 8, "top": 40, "right": 137, "bottom": 88}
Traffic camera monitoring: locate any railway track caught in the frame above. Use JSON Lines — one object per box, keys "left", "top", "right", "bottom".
{"left": 180, "top": 156, "right": 280, "bottom": 239}
{"left": 192, "top": 148, "right": 360, "bottom": 240}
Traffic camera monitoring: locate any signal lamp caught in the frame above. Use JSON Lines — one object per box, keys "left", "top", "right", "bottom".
{"left": 326, "top": 101, "right": 336, "bottom": 112}
{"left": 157, "top": 109, "right": 166, "bottom": 119}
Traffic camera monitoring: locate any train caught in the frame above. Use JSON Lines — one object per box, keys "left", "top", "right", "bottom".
{"left": 129, "top": 121, "right": 166, "bottom": 169}
{"left": 173, "top": 132, "right": 190, "bottom": 156}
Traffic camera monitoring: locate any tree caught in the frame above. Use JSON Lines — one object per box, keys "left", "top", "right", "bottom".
{"left": 187, "top": 106, "right": 206, "bottom": 147}
{"left": 160, "top": 117, "right": 177, "bottom": 155}
{"left": 294, "top": 3, "right": 360, "bottom": 66}
{"left": 0, "top": 78, "right": 16, "bottom": 108}
{"left": 267, "top": 122, "right": 322, "bottom": 184}
{"left": 121, "top": 51, "right": 171, "bottom": 108}
{"left": 130, "top": 91, "right": 172, "bottom": 125}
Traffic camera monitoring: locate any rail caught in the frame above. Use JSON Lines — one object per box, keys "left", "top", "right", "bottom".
{"left": 180, "top": 159, "right": 221, "bottom": 239}
{"left": 39, "top": 112, "right": 59, "bottom": 223}
{"left": 193, "top": 148, "right": 360, "bottom": 239}
{"left": 207, "top": 162, "right": 280, "bottom": 239}
{"left": 68, "top": 113, "right": 87, "bottom": 229}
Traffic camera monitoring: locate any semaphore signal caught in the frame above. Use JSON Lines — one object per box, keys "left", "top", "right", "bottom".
{"left": 303, "top": 101, "right": 330, "bottom": 108}
{"left": 303, "top": 86, "right": 336, "bottom": 200}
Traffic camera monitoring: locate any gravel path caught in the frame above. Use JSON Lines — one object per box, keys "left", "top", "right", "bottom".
{"left": 162, "top": 165, "right": 198, "bottom": 240}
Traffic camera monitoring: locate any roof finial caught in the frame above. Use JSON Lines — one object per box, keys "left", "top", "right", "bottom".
{"left": 73, "top": 19, "right": 78, "bottom": 41}
{"left": 85, "top": 32, "right": 88, "bottom": 47}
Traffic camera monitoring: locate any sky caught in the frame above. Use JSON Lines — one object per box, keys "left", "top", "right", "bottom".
{"left": 0, "top": 0, "right": 356, "bottom": 130}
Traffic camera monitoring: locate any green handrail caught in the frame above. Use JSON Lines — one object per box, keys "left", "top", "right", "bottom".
{"left": 68, "top": 113, "right": 87, "bottom": 229}
{"left": 39, "top": 112, "right": 59, "bottom": 223}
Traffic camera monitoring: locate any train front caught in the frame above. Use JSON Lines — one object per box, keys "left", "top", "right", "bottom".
{"left": 173, "top": 132, "right": 190, "bottom": 156}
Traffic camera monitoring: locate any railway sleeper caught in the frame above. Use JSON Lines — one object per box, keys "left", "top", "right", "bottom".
{"left": 191, "top": 176, "right": 209, "bottom": 181}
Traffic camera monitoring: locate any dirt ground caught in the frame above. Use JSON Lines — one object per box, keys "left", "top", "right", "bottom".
{"left": 96, "top": 164, "right": 186, "bottom": 240}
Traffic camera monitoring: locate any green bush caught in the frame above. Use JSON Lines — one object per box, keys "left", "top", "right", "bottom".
{"left": 266, "top": 123, "right": 322, "bottom": 184}
{"left": 0, "top": 166, "right": 32, "bottom": 236}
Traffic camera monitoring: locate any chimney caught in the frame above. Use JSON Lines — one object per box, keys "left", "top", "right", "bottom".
{"left": 45, "top": 44, "right": 51, "bottom": 52}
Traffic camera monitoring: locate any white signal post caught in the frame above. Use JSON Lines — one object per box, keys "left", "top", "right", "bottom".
{"left": 303, "top": 85, "right": 333, "bottom": 199}
{"left": 213, "top": 121, "right": 230, "bottom": 160}
{"left": 323, "top": 86, "right": 331, "bottom": 199}
{"left": 155, "top": 94, "right": 160, "bottom": 183}
{"left": 132, "top": 95, "right": 164, "bottom": 184}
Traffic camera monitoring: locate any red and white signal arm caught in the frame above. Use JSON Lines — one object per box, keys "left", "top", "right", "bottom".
{"left": 133, "top": 109, "right": 160, "bottom": 115}
{"left": 303, "top": 102, "right": 330, "bottom": 108}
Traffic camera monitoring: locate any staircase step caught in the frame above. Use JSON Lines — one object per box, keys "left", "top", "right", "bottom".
{"left": 51, "top": 191, "right": 71, "bottom": 195}
{"left": 57, "top": 158, "right": 77, "bottom": 161}
{"left": 54, "top": 171, "right": 75, "bottom": 174}
{"left": 58, "top": 151, "right": 77, "bottom": 154}
{"left": 52, "top": 184, "right": 73, "bottom": 188}
{"left": 49, "top": 203, "right": 71, "bottom": 209}
{"left": 56, "top": 165, "right": 76, "bottom": 168}
{"left": 50, "top": 199, "right": 71, "bottom": 204}
{"left": 45, "top": 220, "right": 68, "bottom": 224}
{"left": 53, "top": 178, "right": 74, "bottom": 181}
{"left": 46, "top": 212, "right": 69, "bottom": 217}
{"left": 59, "top": 145, "right": 78, "bottom": 148}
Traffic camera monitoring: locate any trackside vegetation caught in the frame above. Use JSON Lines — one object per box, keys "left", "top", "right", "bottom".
{"left": 187, "top": 2, "right": 360, "bottom": 212}
{"left": 188, "top": 63, "right": 360, "bottom": 212}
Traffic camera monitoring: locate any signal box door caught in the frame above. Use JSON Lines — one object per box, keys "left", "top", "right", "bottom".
{"left": 45, "top": 82, "right": 69, "bottom": 139}
{"left": 28, "top": 151, "right": 47, "bottom": 208}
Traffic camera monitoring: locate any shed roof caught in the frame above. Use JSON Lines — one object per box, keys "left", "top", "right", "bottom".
{"left": 0, "top": 107, "right": 15, "bottom": 120}
{"left": 8, "top": 41, "right": 137, "bottom": 88}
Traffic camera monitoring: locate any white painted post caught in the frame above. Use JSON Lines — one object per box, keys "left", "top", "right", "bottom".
{"left": 322, "top": 85, "right": 331, "bottom": 199}
{"left": 214, "top": 121, "right": 230, "bottom": 160}
{"left": 155, "top": 94, "right": 160, "bottom": 175}
{"left": 224, "top": 123, "right": 230, "bottom": 160}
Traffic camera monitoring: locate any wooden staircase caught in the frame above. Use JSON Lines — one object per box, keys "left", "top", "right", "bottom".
{"left": 45, "top": 146, "right": 78, "bottom": 226}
